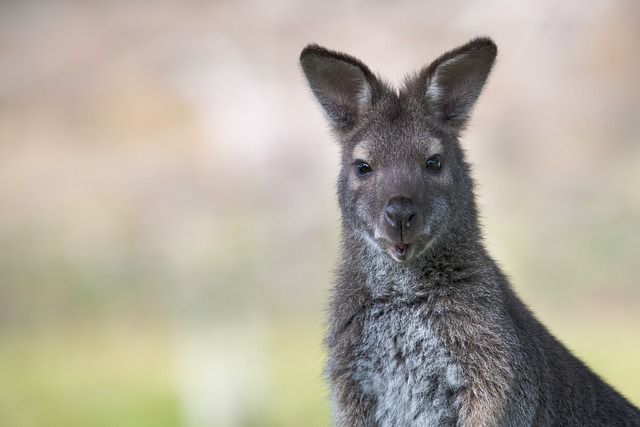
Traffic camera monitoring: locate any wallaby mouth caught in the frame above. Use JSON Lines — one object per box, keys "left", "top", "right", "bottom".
{"left": 391, "top": 243, "right": 409, "bottom": 261}
{"left": 382, "top": 229, "right": 435, "bottom": 263}
{"left": 390, "top": 243, "right": 412, "bottom": 263}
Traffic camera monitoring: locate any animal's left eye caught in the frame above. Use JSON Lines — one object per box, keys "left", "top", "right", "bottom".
{"left": 355, "top": 161, "right": 373, "bottom": 176}
{"left": 426, "top": 155, "right": 442, "bottom": 171}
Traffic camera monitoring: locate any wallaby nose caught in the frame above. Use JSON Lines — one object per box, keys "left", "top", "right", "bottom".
{"left": 384, "top": 197, "right": 417, "bottom": 231}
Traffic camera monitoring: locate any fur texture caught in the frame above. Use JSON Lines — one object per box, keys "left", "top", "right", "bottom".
{"left": 300, "top": 37, "right": 640, "bottom": 426}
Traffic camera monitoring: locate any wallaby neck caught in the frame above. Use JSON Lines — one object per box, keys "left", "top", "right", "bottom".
{"left": 340, "top": 221, "right": 489, "bottom": 300}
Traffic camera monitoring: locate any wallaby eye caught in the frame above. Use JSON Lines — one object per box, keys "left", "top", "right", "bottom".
{"left": 354, "top": 161, "right": 372, "bottom": 176}
{"left": 426, "top": 155, "right": 442, "bottom": 172}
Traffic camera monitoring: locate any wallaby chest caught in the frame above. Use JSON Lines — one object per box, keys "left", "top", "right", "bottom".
{"left": 352, "top": 301, "right": 463, "bottom": 426}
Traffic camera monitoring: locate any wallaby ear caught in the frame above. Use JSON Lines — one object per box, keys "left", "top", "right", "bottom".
{"left": 421, "top": 37, "right": 497, "bottom": 130}
{"left": 300, "top": 44, "right": 378, "bottom": 132}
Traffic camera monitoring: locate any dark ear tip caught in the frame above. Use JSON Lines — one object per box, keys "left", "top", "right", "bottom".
{"left": 299, "top": 44, "right": 377, "bottom": 86}
{"left": 300, "top": 43, "right": 329, "bottom": 62}
{"left": 469, "top": 36, "right": 498, "bottom": 59}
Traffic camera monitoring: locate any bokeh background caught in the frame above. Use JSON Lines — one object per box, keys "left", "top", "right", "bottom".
{"left": 1, "top": 0, "right": 639, "bottom": 426}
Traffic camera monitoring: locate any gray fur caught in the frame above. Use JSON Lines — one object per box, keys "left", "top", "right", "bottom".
{"left": 300, "top": 37, "right": 640, "bottom": 426}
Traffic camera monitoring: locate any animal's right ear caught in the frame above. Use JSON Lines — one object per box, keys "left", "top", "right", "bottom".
{"left": 300, "top": 45, "right": 378, "bottom": 132}
{"left": 418, "top": 37, "right": 497, "bottom": 131}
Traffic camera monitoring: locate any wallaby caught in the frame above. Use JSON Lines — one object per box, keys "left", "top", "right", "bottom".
{"left": 300, "top": 37, "right": 640, "bottom": 426}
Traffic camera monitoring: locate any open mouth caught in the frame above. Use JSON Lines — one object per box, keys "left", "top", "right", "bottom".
{"left": 376, "top": 228, "right": 435, "bottom": 264}
{"left": 390, "top": 243, "right": 411, "bottom": 262}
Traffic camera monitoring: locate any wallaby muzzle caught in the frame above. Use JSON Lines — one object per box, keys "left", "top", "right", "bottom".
{"left": 382, "top": 196, "right": 422, "bottom": 261}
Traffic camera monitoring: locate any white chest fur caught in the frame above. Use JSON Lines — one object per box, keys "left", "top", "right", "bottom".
{"left": 354, "top": 303, "right": 464, "bottom": 426}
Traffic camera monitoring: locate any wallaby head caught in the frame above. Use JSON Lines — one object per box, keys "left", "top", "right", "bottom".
{"left": 300, "top": 38, "right": 497, "bottom": 264}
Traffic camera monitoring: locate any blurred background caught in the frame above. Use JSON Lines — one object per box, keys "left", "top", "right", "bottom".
{"left": 1, "top": 0, "right": 639, "bottom": 426}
